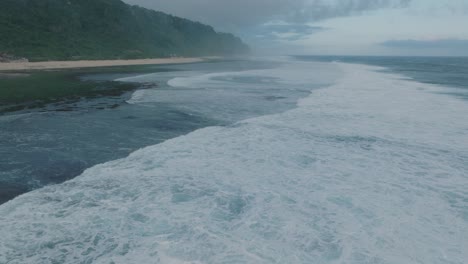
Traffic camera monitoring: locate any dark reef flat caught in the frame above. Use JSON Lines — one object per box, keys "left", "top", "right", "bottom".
{"left": 0, "top": 64, "right": 172, "bottom": 114}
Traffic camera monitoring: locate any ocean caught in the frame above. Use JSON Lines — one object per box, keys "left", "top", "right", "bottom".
{"left": 0, "top": 56, "right": 467, "bottom": 263}
{"left": 0, "top": 60, "right": 313, "bottom": 203}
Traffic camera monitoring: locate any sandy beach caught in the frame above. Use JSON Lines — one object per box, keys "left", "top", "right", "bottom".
{"left": 0, "top": 57, "right": 203, "bottom": 71}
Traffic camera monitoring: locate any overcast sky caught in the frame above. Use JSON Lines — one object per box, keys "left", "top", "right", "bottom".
{"left": 124, "top": 0, "right": 468, "bottom": 56}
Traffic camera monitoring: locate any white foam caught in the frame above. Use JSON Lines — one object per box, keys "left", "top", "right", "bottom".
{"left": 167, "top": 61, "right": 338, "bottom": 89}
{"left": 126, "top": 60, "right": 341, "bottom": 106}
{"left": 119, "top": 71, "right": 201, "bottom": 105}
{"left": 116, "top": 71, "right": 199, "bottom": 83}
{"left": 1, "top": 62, "right": 467, "bottom": 264}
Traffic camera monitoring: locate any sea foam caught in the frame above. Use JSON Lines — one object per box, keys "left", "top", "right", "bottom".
{"left": 0, "top": 62, "right": 467, "bottom": 264}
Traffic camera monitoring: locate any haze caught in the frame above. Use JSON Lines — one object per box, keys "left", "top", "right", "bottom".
{"left": 124, "top": 0, "right": 468, "bottom": 56}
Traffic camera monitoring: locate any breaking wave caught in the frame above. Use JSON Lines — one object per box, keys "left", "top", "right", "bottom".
{"left": 0, "top": 62, "right": 467, "bottom": 263}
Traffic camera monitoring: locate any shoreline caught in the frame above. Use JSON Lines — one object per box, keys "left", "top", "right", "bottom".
{"left": 0, "top": 57, "right": 204, "bottom": 71}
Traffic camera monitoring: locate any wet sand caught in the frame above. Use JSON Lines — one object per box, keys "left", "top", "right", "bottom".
{"left": 0, "top": 57, "right": 203, "bottom": 71}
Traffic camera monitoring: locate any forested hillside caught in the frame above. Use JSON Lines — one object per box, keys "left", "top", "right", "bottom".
{"left": 0, "top": 0, "right": 249, "bottom": 61}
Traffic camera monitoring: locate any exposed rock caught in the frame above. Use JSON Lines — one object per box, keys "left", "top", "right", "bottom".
{"left": 0, "top": 53, "right": 29, "bottom": 63}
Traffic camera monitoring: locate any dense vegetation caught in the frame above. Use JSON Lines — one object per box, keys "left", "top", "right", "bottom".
{"left": 0, "top": 0, "right": 249, "bottom": 61}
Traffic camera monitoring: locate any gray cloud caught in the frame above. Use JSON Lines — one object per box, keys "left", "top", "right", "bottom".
{"left": 252, "top": 24, "right": 326, "bottom": 41}
{"left": 123, "top": 0, "right": 411, "bottom": 32}
{"left": 287, "top": 0, "right": 412, "bottom": 23}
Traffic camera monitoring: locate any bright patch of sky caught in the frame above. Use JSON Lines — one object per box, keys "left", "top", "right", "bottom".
{"left": 285, "top": 0, "right": 468, "bottom": 56}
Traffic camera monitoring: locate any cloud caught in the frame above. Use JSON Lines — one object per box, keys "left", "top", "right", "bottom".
{"left": 381, "top": 39, "right": 468, "bottom": 49}
{"left": 123, "top": 0, "right": 413, "bottom": 54}
{"left": 253, "top": 23, "right": 326, "bottom": 41}
{"left": 287, "top": 0, "right": 412, "bottom": 23}
{"left": 123, "top": 0, "right": 411, "bottom": 31}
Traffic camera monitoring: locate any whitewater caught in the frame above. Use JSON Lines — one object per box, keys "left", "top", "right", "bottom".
{"left": 0, "top": 60, "right": 467, "bottom": 263}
